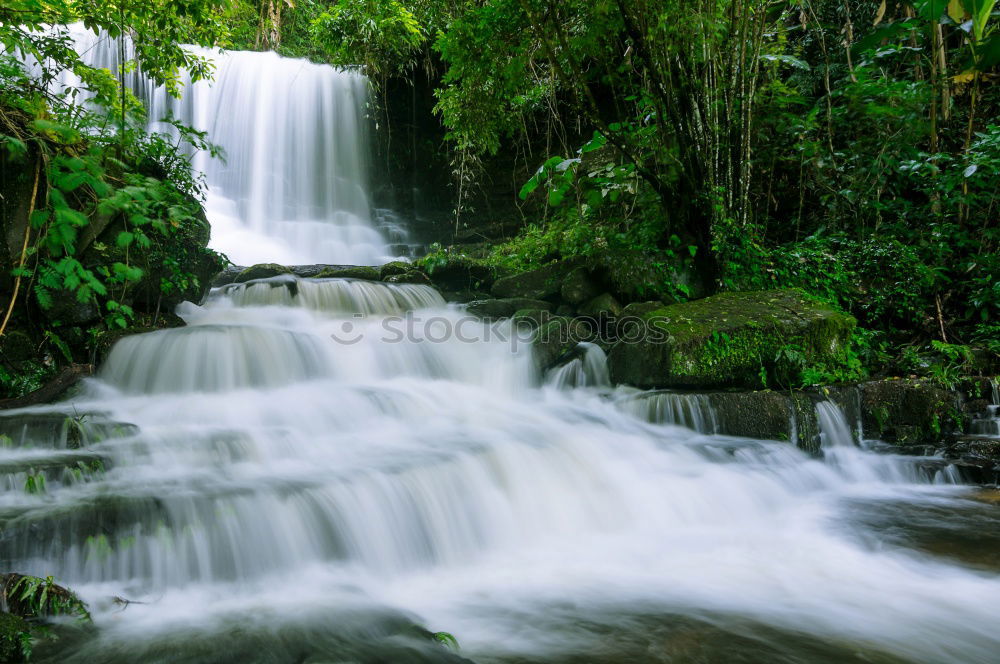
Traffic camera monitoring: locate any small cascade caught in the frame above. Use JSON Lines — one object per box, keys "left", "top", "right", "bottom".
{"left": 100, "top": 325, "right": 337, "bottom": 394}
{"left": 210, "top": 276, "right": 446, "bottom": 315}
{"left": 968, "top": 380, "right": 1000, "bottom": 437}
{"left": 615, "top": 390, "right": 719, "bottom": 434}
{"left": 816, "top": 400, "right": 960, "bottom": 484}
{"left": 816, "top": 400, "right": 855, "bottom": 448}
{"left": 545, "top": 342, "right": 610, "bottom": 389}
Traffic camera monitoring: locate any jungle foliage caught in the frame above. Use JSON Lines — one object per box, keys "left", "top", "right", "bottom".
{"left": 251, "top": 0, "right": 1000, "bottom": 375}
{"left": 0, "top": 1, "right": 229, "bottom": 397}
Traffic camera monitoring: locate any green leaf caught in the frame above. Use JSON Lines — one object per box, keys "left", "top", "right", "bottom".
{"left": 963, "top": 0, "right": 998, "bottom": 39}
{"left": 913, "top": 0, "right": 951, "bottom": 22}
{"left": 761, "top": 54, "right": 810, "bottom": 70}
{"left": 30, "top": 210, "right": 50, "bottom": 228}
{"left": 579, "top": 131, "right": 607, "bottom": 153}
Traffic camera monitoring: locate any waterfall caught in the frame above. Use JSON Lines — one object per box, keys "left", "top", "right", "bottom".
{"left": 545, "top": 342, "right": 610, "bottom": 389}
{"left": 816, "top": 400, "right": 855, "bottom": 448}
{"left": 52, "top": 25, "right": 393, "bottom": 266}
{"left": 615, "top": 390, "right": 719, "bottom": 434}
{"left": 4, "top": 27, "right": 1000, "bottom": 664}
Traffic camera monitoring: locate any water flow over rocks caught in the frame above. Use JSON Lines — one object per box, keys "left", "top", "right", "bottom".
{"left": 2, "top": 275, "right": 999, "bottom": 662}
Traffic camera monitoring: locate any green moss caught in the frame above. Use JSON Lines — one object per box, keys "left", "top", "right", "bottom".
{"left": 609, "top": 289, "right": 857, "bottom": 389}
{"left": 639, "top": 290, "right": 855, "bottom": 388}
{"left": 0, "top": 612, "right": 29, "bottom": 663}
{"left": 379, "top": 261, "right": 413, "bottom": 279}
{"left": 312, "top": 266, "right": 380, "bottom": 280}
{"left": 860, "top": 378, "right": 962, "bottom": 444}
{"left": 234, "top": 263, "right": 292, "bottom": 283}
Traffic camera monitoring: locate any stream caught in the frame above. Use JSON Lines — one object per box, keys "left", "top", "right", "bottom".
{"left": 2, "top": 32, "right": 1000, "bottom": 664}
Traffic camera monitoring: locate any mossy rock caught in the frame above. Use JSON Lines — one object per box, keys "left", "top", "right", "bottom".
{"left": 560, "top": 266, "right": 601, "bottom": 304}
{"left": 607, "top": 289, "right": 856, "bottom": 389}
{"left": 511, "top": 309, "right": 555, "bottom": 328}
{"left": 233, "top": 263, "right": 292, "bottom": 283}
{"left": 860, "top": 378, "right": 960, "bottom": 444}
{"left": 0, "top": 330, "right": 36, "bottom": 365}
{"left": 622, "top": 301, "right": 664, "bottom": 318}
{"left": 491, "top": 257, "right": 585, "bottom": 300}
{"left": 384, "top": 271, "right": 432, "bottom": 285}
{"left": 379, "top": 261, "right": 413, "bottom": 279}
{"left": 439, "top": 289, "right": 490, "bottom": 304}
{"left": 466, "top": 298, "right": 553, "bottom": 320}
{"left": 420, "top": 253, "right": 501, "bottom": 291}
{"left": 0, "top": 612, "right": 29, "bottom": 663}
{"left": 577, "top": 293, "right": 623, "bottom": 319}
{"left": 313, "top": 265, "right": 380, "bottom": 281}
{"left": 589, "top": 249, "right": 710, "bottom": 303}
{"left": 532, "top": 317, "right": 595, "bottom": 372}
{"left": 707, "top": 390, "right": 797, "bottom": 443}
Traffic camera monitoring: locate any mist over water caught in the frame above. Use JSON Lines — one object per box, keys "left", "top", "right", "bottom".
{"left": 4, "top": 32, "right": 1000, "bottom": 664}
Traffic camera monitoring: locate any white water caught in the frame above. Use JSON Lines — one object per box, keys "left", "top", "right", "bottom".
{"left": 4, "top": 26, "right": 1000, "bottom": 664}
{"left": 2, "top": 281, "right": 999, "bottom": 663}
{"left": 545, "top": 342, "right": 610, "bottom": 389}
{"left": 48, "top": 26, "right": 393, "bottom": 266}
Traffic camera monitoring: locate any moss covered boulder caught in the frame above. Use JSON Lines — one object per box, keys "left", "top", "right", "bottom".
{"left": 233, "top": 263, "right": 292, "bottom": 283}
{"left": 379, "top": 261, "right": 413, "bottom": 279}
{"left": 466, "top": 298, "right": 553, "bottom": 320}
{"left": 577, "top": 293, "right": 623, "bottom": 319}
{"left": 384, "top": 270, "right": 432, "bottom": 285}
{"left": 419, "top": 253, "right": 502, "bottom": 291}
{"left": 560, "top": 266, "right": 601, "bottom": 304}
{"left": 491, "top": 258, "right": 585, "bottom": 300}
{"left": 531, "top": 316, "right": 595, "bottom": 372}
{"left": 313, "top": 265, "right": 380, "bottom": 281}
{"left": 607, "top": 289, "right": 856, "bottom": 389}
{"left": 860, "top": 378, "right": 961, "bottom": 444}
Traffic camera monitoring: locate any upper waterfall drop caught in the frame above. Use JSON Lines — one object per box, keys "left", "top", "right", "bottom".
{"left": 63, "top": 26, "right": 393, "bottom": 266}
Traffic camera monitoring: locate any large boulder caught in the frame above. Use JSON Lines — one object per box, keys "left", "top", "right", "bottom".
{"left": 233, "top": 263, "right": 292, "bottom": 283}
{"left": 531, "top": 316, "right": 596, "bottom": 372}
{"left": 577, "top": 293, "right": 623, "bottom": 319}
{"left": 560, "top": 266, "right": 601, "bottom": 304}
{"left": 607, "top": 289, "right": 856, "bottom": 389}
{"left": 589, "top": 249, "right": 711, "bottom": 303}
{"left": 379, "top": 261, "right": 413, "bottom": 279}
{"left": 420, "top": 253, "right": 501, "bottom": 291}
{"left": 80, "top": 204, "right": 225, "bottom": 310}
{"left": 313, "top": 265, "right": 381, "bottom": 280}
{"left": 860, "top": 378, "right": 961, "bottom": 444}
{"left": 466, "top": 298, "right": 553, "bottom": 320}
{"left": 491, "top": 258, "right": 584, "bottom": 300}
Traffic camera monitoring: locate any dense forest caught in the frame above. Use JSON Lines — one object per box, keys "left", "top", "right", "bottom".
{"left": 237, "top": 0, "right": 1000, "bottom": 380}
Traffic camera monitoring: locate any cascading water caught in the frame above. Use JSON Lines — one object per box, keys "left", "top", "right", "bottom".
{"left": 545, "top": 342, "right": 610, "bottom": 389}
{"left": 4, "top": 25, "right": 1000, "bottom": 664}
{"left": 614, "top": 389, "right": 719, "bottom": 435}
{"left": 54, "top": 26, "right": 394, "bottom": 266}
{"left": 4, "top": 283, "right": 1000, "bottom": 663}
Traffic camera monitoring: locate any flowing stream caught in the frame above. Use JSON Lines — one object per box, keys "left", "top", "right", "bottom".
{"left": 3, "top": 35, "right": 1000, "bottom": 664}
